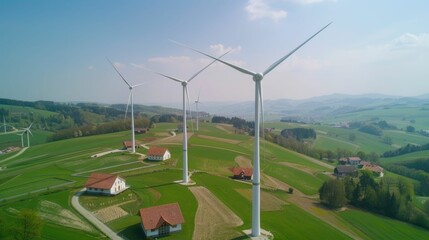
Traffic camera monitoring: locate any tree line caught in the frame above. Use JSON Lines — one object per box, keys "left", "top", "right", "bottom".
{"left": 319, "top": 171, "right": 429, "bottom": 229}
{"left": 383, "top": 143, "right": 429, "bottom": 157}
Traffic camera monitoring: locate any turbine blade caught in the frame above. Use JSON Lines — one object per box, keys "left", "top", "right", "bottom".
{"left": 107, "top": 58, "right": 132, "bottom": 88}
{"left": 185, "top": 86, "right": 194, "bottom": 132}
{"left": 170, "top": 40, "right": 256, "bottom": 77}
{"left": 263, "top": 22, "right": 332, "bottom": 76}
{"left": 147, "top": 68, "right": 184, "bottom": 83}
{"left": 187, "top": 49, "right": 231, "bottom": 83}
{"left": 125, "top": 92, "right": 132, "bottom": 120}
{"left": 197, "top": 90, "right": 201, "bottom": 102}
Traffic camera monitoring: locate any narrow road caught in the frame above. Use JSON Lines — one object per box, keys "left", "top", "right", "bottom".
{"left": 0, "top": 147, "right": 28, "bottom": 164}
{"left": 71, "top": 189, "right": 124, "bottom": 240}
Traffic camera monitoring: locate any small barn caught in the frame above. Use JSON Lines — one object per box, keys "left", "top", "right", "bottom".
{"left": 135, "top": 128, "right": 148, "bottom": 134}
{"left": 230, "top": 167, "right": 253, "bottom": 180}
{"left": 334, "top": 165, "right": 357, "bottom": 178}
{"left": 147, "top": 147, "right": 171, "bottom": 161}
{"left": 123, "top": 141, "right": 140, "bottom": 150}
{"left": 85, "top": 173, "right": 128, "bottom": 195}
{"left": 139, "top": 203, "right": 184, "bottom": 238}
{"left": 348, "top": 157, "right": 362, "bottom": 165}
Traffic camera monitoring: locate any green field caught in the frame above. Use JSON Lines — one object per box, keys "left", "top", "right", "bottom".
{"left": 0, "top": 122, "right": 428, "bottom": 239}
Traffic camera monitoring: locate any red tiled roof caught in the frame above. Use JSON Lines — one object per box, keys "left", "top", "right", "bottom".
{"left": 139, "top": 203, "right": 184, "bottom": 230}
{"left": 147, "top": 147, "right": 168, "bottom": 156}
{"left": 348, "top": 157, "right": 361, "bottom": 161}
{"left": 85, "top": 173, "right": 118, "bottom": 189}
{"left": 230, "top": 167, "right": 253, "bottom": 177}
{"left": 364, "top": 165, "right": 384, "bottom": 173}
{"left": 123, "top": 141, "right": 133, "bottom": 148}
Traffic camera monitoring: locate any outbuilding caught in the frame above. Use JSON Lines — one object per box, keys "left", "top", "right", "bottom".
{"left": 139, "top": 203, "right": 184, "bottom": 238}
{"left": 147, "top": 147, "right": 171, "bottom": 161}
{"left": 230, "top": 167, "right": 253, "bottom": 180}
{"left": 85, "top": 173, "right": 128, "bottom": 195}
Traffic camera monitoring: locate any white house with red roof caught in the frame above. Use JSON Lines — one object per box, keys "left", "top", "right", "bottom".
{"left": 139, "top": 203, "right": 184, "bottom": 238}
{"left": 230, "top": 167, "right": 253, "bottom": 180}
{"left": 147, "top": 147, "right": 171, "bottom": 161}
{"left": 85, "top": 173, "right": 128, "bottom": 195}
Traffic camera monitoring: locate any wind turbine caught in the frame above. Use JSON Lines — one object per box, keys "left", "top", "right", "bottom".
{"left": 194, "top": 91, "right": 201, "bottom": 131}
{"left": 147, "top": 50, "right": 229, "bottom": 184}
{"left": 108, "top": 59, "right": 145, "bottom": 154}
{"left": 1, "top": 116, "right": 11, "bottom": 133}
{"left": 22, "top": 123, "right": 33, "bottom": 147}
{"left": 175, "top": 22, "right": 331, "bottom": 237}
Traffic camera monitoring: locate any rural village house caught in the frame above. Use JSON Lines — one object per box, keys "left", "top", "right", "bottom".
{"left": 139, "top": 203, "right": 184, "bottom": 238}
{"left": 359, "top": 161, "right": 385, "bottom": 177}
{"left": 338, "top": 157, "right": 362, "bottom": 165}
{"left": 123, "top": 140, "right": 140, "bottom": 150}
{"left": 135, "top": 128, "right": 148, "bottom": 134}
{"left": 147, "top": 147, "right": 171, "bottom": 161}
{"left": 230, "top": 167, "right": 253, "bottom": 180}
{"left": 85, "top": 173, "right": 128, "bottom": 195}
{"left": 334, "top": 165, "right": 357, "bottom": 178}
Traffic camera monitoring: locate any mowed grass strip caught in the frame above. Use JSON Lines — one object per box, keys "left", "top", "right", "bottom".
{"left": 338, "top": 209, "right": 429, "bottom": 240}
{"left": 0, "top": 178, "right": 72, "bottom": 199}
{"left": 262, "top": 204, "right": 352, "bottom": 240}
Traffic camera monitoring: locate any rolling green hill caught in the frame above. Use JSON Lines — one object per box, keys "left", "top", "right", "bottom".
{"left": 1, "top": 122, "right": 428, "bottom": 239}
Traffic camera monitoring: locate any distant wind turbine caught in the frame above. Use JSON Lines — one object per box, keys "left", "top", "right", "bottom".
{"left": 108, "top": 59, "right": 145, "bottom": 154}
{"left": 22, "top": 123, "right": 33, "bottom": 147}
{"left": 173, "top": 22, "right": 331, "bottom": 237}
{"left": 195, "top": 91, "right": 201, "bottom": 131}
{"left": 1, "top": 116, "right": 12, "bottom": 133}
{"left": 147, "top": 50, "right": 230, "bottom": 184}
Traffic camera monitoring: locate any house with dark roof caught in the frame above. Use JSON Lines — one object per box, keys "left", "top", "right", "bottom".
{"left": 147, "top": 147, "right": 171, "bottom": 161}
{"left": 85, "top": 173, "right": 128, "bottom": 195}
{"left": 230, "top": 167, "right": 253, "bottom": 180}
{"left": 123, "top": 141, "right": 139, "bottom": 150}
{"left": 139, "top": 203, "right": 184, "bottom": 238}
{"left": 334, "top": 165, "right": 357, "bottom": 178}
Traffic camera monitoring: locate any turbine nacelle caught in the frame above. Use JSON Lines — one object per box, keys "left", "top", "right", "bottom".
{"left": 253, "top": 73, "right": 264, "bottom": 82}
{"left": 181, "top": 81, "right": 187, "bottom": 87}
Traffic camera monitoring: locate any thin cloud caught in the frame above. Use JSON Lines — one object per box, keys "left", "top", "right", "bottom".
{"left": 245, "top": 0, "right": 287, "bottom": 22}
{"left": 87, "top": 65, "right": 94, "bottom": 70}
{"left": 388, "top": 33, "right": 429, "bottom": 50}
{"left": 148, "top": 56, "right": 192, "bottom": 65}
{"left": 130, "top": 63, "right": 146, "bottom": 69}
{"left": 289, "top": 0, "right": 337, "bottom": 4}
{"left": 209, "top": 44, "right": 242, "bottom": 55}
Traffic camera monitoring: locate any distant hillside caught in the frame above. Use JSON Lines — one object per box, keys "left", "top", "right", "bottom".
{"left": 0, "top": 98, "right": 182, "bottom": 132}
{"left": 199, "top": 93, "right": 429, "bottom": 124}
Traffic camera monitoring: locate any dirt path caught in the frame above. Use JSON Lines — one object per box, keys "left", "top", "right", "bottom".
{"left": 189, "top": 186, "right": 243, "bottom": 240}
{"left": 215, "top": 124, "right": 235, "bottom": 134}
{"left": 0, "top": 147, "right": 28, "bottom": 164}
{"left": 234, "top": 156, "right": 253, "bottom": 168}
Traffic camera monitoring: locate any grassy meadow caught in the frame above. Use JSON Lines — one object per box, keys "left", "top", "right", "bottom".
{"left": 0, "top": 122, "right": 429, "bottom": 239}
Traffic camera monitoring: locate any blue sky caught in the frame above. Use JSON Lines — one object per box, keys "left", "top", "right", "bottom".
{"left": 1, "top": 0, "right": 429, "bottom": 106}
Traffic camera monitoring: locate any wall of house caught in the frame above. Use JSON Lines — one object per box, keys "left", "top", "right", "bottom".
{"left": 86, "top": 188, "right": 110, "bottom": 195}
{"left": 109, "top": 177, "right": 126, "bottom": 194}
{"left": 170, "top": 224, "right": 182, "bottom": 233}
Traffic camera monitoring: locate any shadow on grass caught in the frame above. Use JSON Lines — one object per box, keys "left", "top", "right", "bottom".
{"left": 230, "top": 235, "right": 251, "bottom": 240}
{"left": 119, "top": 223, "right": 144, "bottom": 239}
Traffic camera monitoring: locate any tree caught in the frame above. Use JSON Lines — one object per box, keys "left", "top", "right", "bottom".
{"left": 424, "top": 200, "right": 429, "bottom": 215}
{"left": 13, "top": 209, "right": 42, "bottom": 240}
{"left": 406, "top": 125, "right": 416, "bottom": 133}
{"left": 319, "top": 179, "right": 346, "bottom": 209}
{"left": 348, "top": 133, "right": 356, "bottom": 142}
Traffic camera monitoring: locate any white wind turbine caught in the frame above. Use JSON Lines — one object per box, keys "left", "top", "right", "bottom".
{"left": 194, "top": 91, "right": 201, "bottom": 131}
{"left": 22, "top": 123, "right": 33, "bottom": 147}
{"left": 1, "top": 116, "right": 13, "bottom": 133}
{"left": 108, "top": 59, "right": 145, "bottom": 154}
{"left": 175, "top": 22, "right": 331, "bottom": 237}
{"left": 148, "top": 51, "right": 229, "bottom": 184}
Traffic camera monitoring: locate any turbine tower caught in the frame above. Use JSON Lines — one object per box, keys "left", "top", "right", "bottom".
{"left": 148, "top": 51, "right": 229, "bottom": 184}
{"left": 108, "top": 59, "right": 145, "bottom": 154}
{"left": 17, "top": 132, "right": 24, "bottom": 147}
{"left": 194, "top": 91, "right": 201, "bottom": 131}
{"left": 175, "top": 22, "right": 331, "bottom": 237}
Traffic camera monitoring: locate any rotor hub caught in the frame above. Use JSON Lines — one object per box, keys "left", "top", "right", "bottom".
{"left": 181, "top": 81, "right": 187, "bottom": 87}
{"left": 253, "top": 73, "right": 264, "bottom": 82}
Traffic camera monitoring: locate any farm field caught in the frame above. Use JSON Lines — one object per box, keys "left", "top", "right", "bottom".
{"left": 0, "top": 122, "right": 428, "bottom": 239}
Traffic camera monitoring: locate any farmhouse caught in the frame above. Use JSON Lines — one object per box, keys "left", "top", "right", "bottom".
{"left": 135, "top": 128, "right": 148, "bottom": 134}
{"left": 334, "top": 165, "right": 357, "bottom": 178}
{"left": 139, "top": 203, "right": 184, "bottom": 238}
{"left": 123, "top": 141, "right": 140, "bottom": 150}
{"left": 362, "top": 164, "right": 385, "bottom": 177}
{"left": 230, "top": 167, "right": 253, "bottom": 180}
{"left": 147, "top": 147, "right": 171, "bottom": 161}
{"left": 348, "top": 157, "right": 362, "bottom": 165}
{"left": 85, "top": 173, "right": 128, "bottom": 195}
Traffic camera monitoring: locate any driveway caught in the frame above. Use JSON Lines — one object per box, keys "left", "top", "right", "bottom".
{"left": 71, "top": 189, "right": 124, "bottom": 240}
